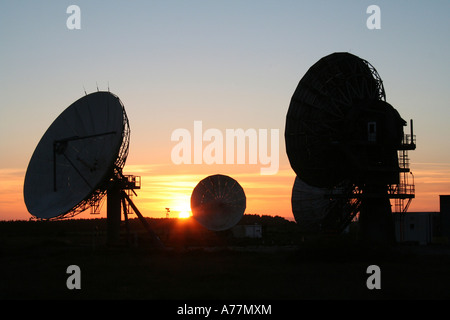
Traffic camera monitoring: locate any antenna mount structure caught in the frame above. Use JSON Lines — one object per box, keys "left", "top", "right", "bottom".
{"left": 24, "top": 91, "right": 163, "bottom": 248}
{"left": 285, "top": 52, "right": 416, "bottom": 245}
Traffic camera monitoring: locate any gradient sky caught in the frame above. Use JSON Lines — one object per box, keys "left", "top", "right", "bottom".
{"left": 1, "top": 0, "right": 449, "bottom": 221}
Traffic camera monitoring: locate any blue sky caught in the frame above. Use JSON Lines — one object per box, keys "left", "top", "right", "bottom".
{"left": 1, "top": 1, "right": 449, "bottom": 220}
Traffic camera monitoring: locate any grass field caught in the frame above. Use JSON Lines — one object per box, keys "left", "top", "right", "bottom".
{"left": 1, "top": 216, "right": 450, "bottom": 300}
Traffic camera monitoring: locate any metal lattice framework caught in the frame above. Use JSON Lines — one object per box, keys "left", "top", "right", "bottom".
{"left": 361, "top": 58, "right": 386, "bottom": 101}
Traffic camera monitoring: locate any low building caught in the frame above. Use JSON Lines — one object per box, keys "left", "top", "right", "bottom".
{"left": 231, "top": 224, "right": 263, "bottom": 238}
{"left": 440, "top": 195, "right": 450, "bottom": 239}
{"left": 394, "top": 212, "right": 435, "bottom": 245}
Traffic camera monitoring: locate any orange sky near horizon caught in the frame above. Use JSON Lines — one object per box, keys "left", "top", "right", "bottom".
{"left": 0, "top": 161, "right": 449, "bottom": 222}
{"left": 1, "top": 2, "right": 450, "bottom": 226}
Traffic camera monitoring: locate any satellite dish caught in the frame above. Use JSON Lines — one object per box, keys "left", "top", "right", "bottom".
{"left": 24, "top": 91, "right": 162, "bottom": 247}
{"left": 285, "top": 52, "right": 416, "bottom": 242}
{"left": 292, "top": 176, "right": 344, "bottom": 233}
{"left": 291, "top": 176, "right": 360, "bottom": 234}
{"left": 24, "top": 91, "right": 128, "bottom": 220}
{"left": 190, "top": 174, "right": 246, "bottom": 231}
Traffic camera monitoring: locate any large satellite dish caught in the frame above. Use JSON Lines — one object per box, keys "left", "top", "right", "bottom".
{"left": 24, "top": 91, "right": 162, "bottom": 247}
{"left": 285, "top": 52, "right": 416, "bottom": 243}
{"left": 191, "top": 174, "right": 246, "bottom": 231}
{"left": 24, "top": 91, "right": 128, "bottom": 219}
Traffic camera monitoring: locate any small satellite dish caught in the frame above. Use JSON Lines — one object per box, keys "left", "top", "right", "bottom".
{"left": 190, "top": 174, "right": 246, "bottom": 231}
{"left": 24, "top": 91, "right": 128, "bottom": 219}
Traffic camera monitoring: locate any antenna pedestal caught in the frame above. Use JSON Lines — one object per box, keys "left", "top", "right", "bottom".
{"left": 358, "top": 189, "right": 396, "bottom": 246}
{"left": 107, "top": 183, "right": 122, "bottom": 246}
{"left": 106, "top": 174, "right": 163, "bottom": 248}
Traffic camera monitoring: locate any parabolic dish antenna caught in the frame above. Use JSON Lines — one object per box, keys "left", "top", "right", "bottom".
{"left": 24, "top": 91, "right": 129, "bottom": 220}
{"left": 285, "top": 52, "right": 395, "bottom": 188}
{"left": 191, "top": 174, "right": 246, "bottom": 231}
{"left": 24, "top": 90, "right": 162, "bottom": 248}
{"left": 292, "top": 176, "right": 348, "bottom": 233}
{"left": 285, "top": 52, "right": 416, "bottom": 242}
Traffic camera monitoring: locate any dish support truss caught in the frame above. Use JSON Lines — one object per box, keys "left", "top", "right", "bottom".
{"left": 322, "top": 121, "right": 416, "bottom": 235}
{"left": 106, "top": 169, "right": 164, "bottom": 248}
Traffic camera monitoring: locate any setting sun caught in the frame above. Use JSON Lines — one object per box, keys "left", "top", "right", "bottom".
{"left": 178, "top": 210, "right": 191, "bottom": 219}
{"left": 171, "top": 199, "right": 192, "bottom": 219}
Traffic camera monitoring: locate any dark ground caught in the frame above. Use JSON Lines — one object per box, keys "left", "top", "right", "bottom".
{"left": 1, "top": 215, "right": 450, "bottom": 301}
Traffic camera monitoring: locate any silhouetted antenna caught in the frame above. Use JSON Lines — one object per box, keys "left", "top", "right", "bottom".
{"left": 24, "top": 91, "right": 128, "bottom": 220}
{"left": 23, "top": 91, "right": 163, "bottom": 248}
{"left": 285, "top": 52, "right": 416, "bottom": 245}
{"left": 83, "top": 86, "right": 87, "bottom": 95}
{"left": 96, "top": 82, "right": 99, "bottom": 91}
{"left": 190, "top": 174, "right": 246, "bottom": 231}
{"left": 107, "top": 81, "right": 110, "bottom": 92}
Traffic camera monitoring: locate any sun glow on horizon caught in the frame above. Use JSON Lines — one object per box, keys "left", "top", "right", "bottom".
{"left": 1, "top": 161, "right": 449, "bottom": 221}
{"left": 170, "top": 198, "right": 192, "bottom": 219}
{"left": 178, "top": 210, "right": 192, "bottom": 219}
